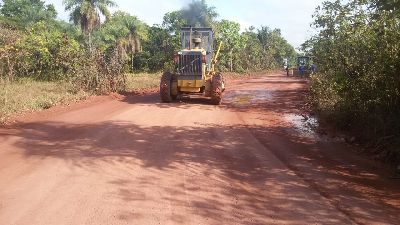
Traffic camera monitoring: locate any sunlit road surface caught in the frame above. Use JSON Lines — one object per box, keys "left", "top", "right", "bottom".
{"left": 0, "top": 73, "right": 399, "bottom": 224}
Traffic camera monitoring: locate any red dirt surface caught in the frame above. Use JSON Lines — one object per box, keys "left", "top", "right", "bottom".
{"left": 0, "top": 73, "right": 399, "bottom": 224}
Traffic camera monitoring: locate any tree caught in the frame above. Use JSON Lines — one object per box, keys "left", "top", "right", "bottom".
{"left": 216, "top": 20, "right": 242, "bottom": 72}
{"left": 162, "top": 11, "right": 186, "bottom": 34}
{"left": 162, "top": 11, "right": 186, "bottom": 50}
{"left": 305, "top": 0, "right": 400, "bottom": 147}
{"left": 94, "top": 11, "right": 148, "bottom": 71}
{"left": 373, "top": 0, "right": 400, "bottom": 12}
{"left": 63, "top": 0, "right": 116, "bottom": 34}
{"left": 0, "top": 23, "right": 24, "bottom": 81}
{"left": 240, "top": 28, "right": 264, "bottom": 71}
{"left": 0, "top": 0, "right": 57, "bottom": 28}
{"left": 139, "top": 25, "right": 175, "bottom": 72}
{"left": 255, "top": 26, "right": 296, "bottom": 69}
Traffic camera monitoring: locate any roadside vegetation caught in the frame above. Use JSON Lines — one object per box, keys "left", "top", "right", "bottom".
{"left": 304, "top": 0, "right": 400, "bottom": 163}
{"left": 0, "top": 0, "right": 295, "bottom": 123}
{"left": 0, "top": 78, "right": 89, "bottom": 123}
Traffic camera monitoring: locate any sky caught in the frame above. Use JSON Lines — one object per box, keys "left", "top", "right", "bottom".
{"left": 44, "top": 0, "right": 325, "bottom": 48}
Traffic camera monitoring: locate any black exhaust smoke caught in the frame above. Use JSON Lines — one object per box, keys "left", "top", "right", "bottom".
{"left": 181, "top": 0, "right": 217, "bottom": 27}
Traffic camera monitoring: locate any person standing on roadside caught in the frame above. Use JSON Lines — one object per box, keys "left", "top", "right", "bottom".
{"left": 286, "top": 64, "right": 290, "bottom": 76}
{"left": 283, "top": 59, "right": 289, "bottom": 76}
{"left": 299, "top": 64, "right": 305, "bottom": 77}
{"left": 311, "top": 63, "right": 317, "bottom": 75}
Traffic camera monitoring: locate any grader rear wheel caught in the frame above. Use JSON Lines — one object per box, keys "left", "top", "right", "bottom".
{"left": 210, "top": 73, "right": 223, "bottom": 105}
{"left": 160, "top": 72, "right": 176, "bottom": 103}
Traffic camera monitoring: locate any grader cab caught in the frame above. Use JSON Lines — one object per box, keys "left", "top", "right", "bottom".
{"left": 160, "top": 27, "right": 225, "bottom": 105}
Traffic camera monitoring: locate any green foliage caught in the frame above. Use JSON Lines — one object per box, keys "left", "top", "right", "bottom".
{"left": 162, "top": 11, "right": 186, "bottom": 50}
{"left": 215, "top": 20, "right": 242, "bottom": 71}
{"left": 306, "top": 0, "right": 400, "bottom": 149}
{"left": 92, "top": 11, "right": 148, "bottom": 72}
{"left": 1, "top": 0, "right": 296, "bottom": 93}
{"left": 0, "top": 24, "right": 23, "bottom": 81}
{"left": 139, "top": 26, "right": 175, "bottom": 72}
{"left": 240, "top": 27, "right": 265, "bottom": 71}
{"left": 257, "top": 27, "right": 295, "bottom": 69}
{"left": 95, "top": 11, "right": 147, "bottom": 46}
{"left": 163, "top": 11, "right": 186, "bottom": 34}
{"left": 0, "top": 0, "right": 56, "bottom": 28}
{"left": 63, "top": 0, "right": 116, "bottom": 33}
{"left": 15, "top": 21, "right": 83, "bottom": 81}
{"left": 214, "top": 22, "right": 296, "bottom": 72}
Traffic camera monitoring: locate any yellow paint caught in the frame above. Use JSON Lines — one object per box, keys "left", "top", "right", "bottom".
{"left": 180, "top": 87, "right": 201, "bottom": 92}
{"left": 180, "top": 49, "right": 206, "bottom": 54}
{"left": 178, "top": 79, "right": 204, "bottom": 88}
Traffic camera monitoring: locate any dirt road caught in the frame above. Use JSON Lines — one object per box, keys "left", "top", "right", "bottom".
{"left": 0, "top": 73, "right": 399, "bottom": 225}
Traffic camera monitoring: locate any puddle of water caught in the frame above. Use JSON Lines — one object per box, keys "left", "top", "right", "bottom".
{"left": 284, "top": 113, "right": 319, "bottom": 138}
{"left": 224, "top": 90, "right": 273, "bottom": 107}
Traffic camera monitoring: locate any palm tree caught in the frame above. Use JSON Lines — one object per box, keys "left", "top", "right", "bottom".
{"left": 63, "top": 0, "right": 116, "bottom": 34}
{"left": 113, "top": 11, "right": 147, "bottom": 69}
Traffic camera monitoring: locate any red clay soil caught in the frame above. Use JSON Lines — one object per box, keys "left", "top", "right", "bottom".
{"left": 0, "top": 73, "right": 399, "bottom": 225}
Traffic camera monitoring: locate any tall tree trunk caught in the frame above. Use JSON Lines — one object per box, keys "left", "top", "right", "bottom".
{"left": 131, "top": 46, "right": 134, "bottom": 73}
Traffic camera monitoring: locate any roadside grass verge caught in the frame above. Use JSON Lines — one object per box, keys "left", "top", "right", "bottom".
{"left": 125, "top": 72, "right": 161, "bottom": 92}
{"left": 0, "top": 73, "right": 162, "bottom": 124}
{"left": 0, "top": 78, "right": 90, "bottom": 124}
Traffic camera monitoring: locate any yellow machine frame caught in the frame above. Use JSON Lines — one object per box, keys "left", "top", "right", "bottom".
{"left": 176, "top": 42, "right": 223, "bottom": 94}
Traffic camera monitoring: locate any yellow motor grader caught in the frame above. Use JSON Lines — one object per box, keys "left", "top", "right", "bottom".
{"left": 160, "top": 27, "right": 225, "bottom": 105}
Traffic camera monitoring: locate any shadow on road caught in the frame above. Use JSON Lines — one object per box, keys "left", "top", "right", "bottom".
{"left": 5, "top": 119, "right": 400, "bottom": 224}
{"left": 2, "top": 74, "right": 399, "bottom": 224}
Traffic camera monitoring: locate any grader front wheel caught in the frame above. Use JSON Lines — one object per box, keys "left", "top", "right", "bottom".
{"left": 210, "top": 73, "right": 224, "bottom": 105}
{"left": 160, "top": 72, "right": 176, "bottom": 103}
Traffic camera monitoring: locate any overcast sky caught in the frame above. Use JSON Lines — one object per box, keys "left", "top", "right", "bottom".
{"left": 44, "top": 0, "right": 325, "bottom": 48}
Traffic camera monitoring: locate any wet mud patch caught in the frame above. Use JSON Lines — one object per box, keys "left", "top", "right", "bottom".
{"left": 284, "top": 113, "right": 320, "bottom": 139}
{"left": 223, "top": 90, "right": 273, "bottom": 108}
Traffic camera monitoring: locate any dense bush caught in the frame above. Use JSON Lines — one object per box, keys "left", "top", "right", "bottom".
{"left": 16, "top": 21, "right": 82, "bottom": 81}
{"left": 305, "top": 0, "right": 400, "bottom": 156}
{"left": 0, "top": 23, "right": 23, "bottom": 81}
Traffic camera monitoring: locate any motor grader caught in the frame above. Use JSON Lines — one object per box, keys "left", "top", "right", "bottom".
{"left": 160, "top": 27, "right": 225, "bottom": 105}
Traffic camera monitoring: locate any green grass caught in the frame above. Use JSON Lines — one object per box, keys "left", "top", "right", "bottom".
{"left": 125, "top": 72, "right": 161, "bottom": 91}
{"left": 0, "top": 73, "right": 162, "bottom": 124}
{"left": 0, "top": 78, "right": 90, "bottom": 124}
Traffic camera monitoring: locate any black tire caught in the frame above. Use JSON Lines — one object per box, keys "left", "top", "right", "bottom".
{"left": 210, "top": 73, "right": 223, "bottom": 105}
{"left": 160, "top": 72, "right": 173, "bottom": 103}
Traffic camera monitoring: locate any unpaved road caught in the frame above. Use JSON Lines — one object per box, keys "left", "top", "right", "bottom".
{"left": 0, "top": 73, "right": 399, "bottom": 225}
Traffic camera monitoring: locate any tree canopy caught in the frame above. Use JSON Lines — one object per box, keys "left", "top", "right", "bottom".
{"left": 304, "top": 0, "right": 400, "bottom": 145}
{"left": 1, "top": 0, "right": 296, "bottom": 86}
{"left": 0, "top": 0, "right": 57, "bottom": 28}
{"left": 63, "top": 0, "right": 116, "bottom": 33}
